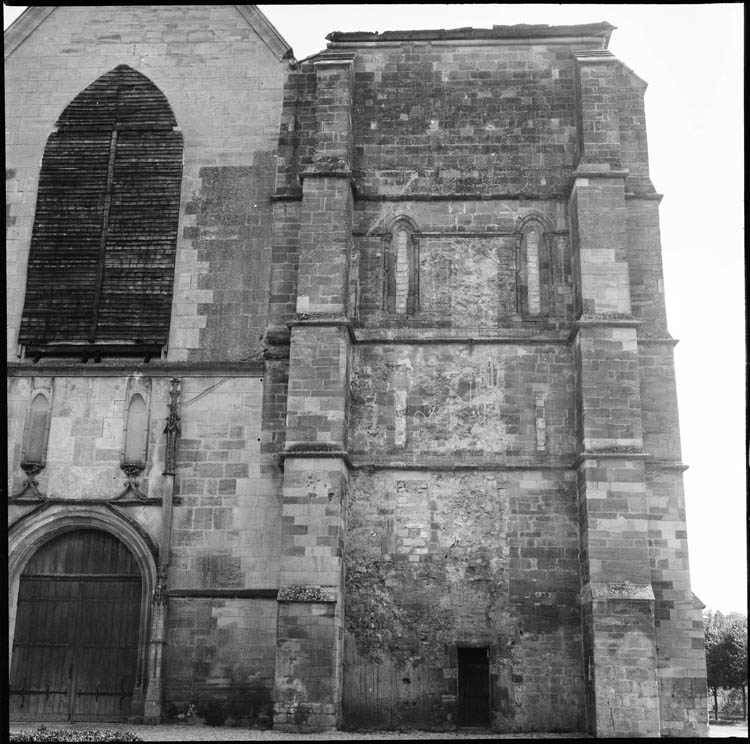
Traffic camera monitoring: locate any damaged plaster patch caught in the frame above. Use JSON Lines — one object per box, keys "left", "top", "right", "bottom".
{"left": 351, "top": 345, "right": 511, "bottom": 456}
{"left": 345, "top": 471, "right": 510, "bottom": 667}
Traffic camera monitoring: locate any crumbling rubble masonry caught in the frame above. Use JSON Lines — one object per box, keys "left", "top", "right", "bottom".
{"left": 6, "top": 9, "right": 707, "bottom": 738}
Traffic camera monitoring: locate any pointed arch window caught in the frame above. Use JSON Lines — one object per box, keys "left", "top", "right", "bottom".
{"left": 18, "top": 65, "right": 183, "bottom": 359}
{"left": 384, "top": 219, "right": 419, "bottom": 317}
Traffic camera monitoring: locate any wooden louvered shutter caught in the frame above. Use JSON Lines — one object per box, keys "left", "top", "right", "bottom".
{"left": 19, "top": 65, "right": 183, "bottom": 354}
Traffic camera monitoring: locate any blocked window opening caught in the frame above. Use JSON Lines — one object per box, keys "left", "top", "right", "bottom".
{"left": 384, "top": 221, "right": 419, "bottom": 316}
{"left": 457, "top": 646, "right": 490, "bottom": 726}
{"left": 22, "top": 393, "right": 51, "bottom": 466}
{"left": 535, "top": 392, "right": 547, "bottom": 451}
{"left": 517, "top": 220, "right": 549, "bottom": 318}
{"left": 526, "top": 229, "right": 541, "bottom": 315}
{"left": 123, "top": 393, "right": 149, "bottom": 466}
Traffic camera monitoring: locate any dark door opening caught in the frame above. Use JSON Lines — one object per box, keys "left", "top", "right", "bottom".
{"left": 457, "top": 646, "right": 490, "bottom": 726}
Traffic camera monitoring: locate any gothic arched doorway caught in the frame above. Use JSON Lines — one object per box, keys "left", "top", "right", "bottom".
{"left": 9, "top": 529, "right": 143, "bottom": 721}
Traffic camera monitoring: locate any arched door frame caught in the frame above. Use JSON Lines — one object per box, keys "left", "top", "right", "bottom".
{"left": 8, "top": 504, "right": 158, "bottom": 705}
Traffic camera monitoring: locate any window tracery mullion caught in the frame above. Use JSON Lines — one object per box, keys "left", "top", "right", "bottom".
{"left": 89, "top": 126, "right": 119, "bottom": 343}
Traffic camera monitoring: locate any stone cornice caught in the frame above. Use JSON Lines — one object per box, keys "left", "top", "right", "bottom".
{"left": 7, "top": 361, "right": 265, "bottom": 377}
{"left": 572, "top": 168, "right": 630, "bottom": 180}
{"left": 299, "top": 170, "right": 353, "bottom": 181}
{"left": 353, "top": 192, "right": 564, "bottom": 202}
{"left": 9, "top": 497, "right": 166, "bottom": 506}
{"left": 571, "top": 49, "right": 617, "bottom": 63}
{"left": 625, "top": 192, "right": 664, "bottom": 202}
{"left": 313, "top": 51, "right": 357, "bottom": 66}
{"left": 168, "top": 588, "right": 278, "bottom": 599}
{"left": 638, "top": 336, "right": 679, "bottom": 346}
{"left": 288, "top": 316, "right": 357, "bottom": 343}
{"left": 349, "top": 458, "right": 574, "bottom": 471}
{"left": 281, "top": 445, "right": 352, "bottom": 467}
{"left": 646, "top": 460, "right": 689, "bottom": 472}
{"left": 575, "top": 316, "right": 641, "bottom": 326}
{"left": 355, "top": 328, "right": 571, "bottom": 345}
{"left": 327, "top": 23, "right": 614, "bottom": 46}
{"left": 575, "top": 450, "right": 650, "bottom": 469}
{"left": 355, "top": 229, "right": 568, "bottom": 239}
{"left": 272, "top": 188, "right": 662, "bottom": 203}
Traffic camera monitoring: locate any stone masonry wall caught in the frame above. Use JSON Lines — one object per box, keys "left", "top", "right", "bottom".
{"left": 352, "top": 200, "right": 573, "bottom": 327}
{"left": 5, "top": 5, "right": 287, "bottom": 363}
{"left": 343, "top": 468, "right": 583, "bottom": 732}
{"left": 8, "top": 14, "right": 707, "bottom": 734}
{"left": 646, "top": 464, "right": 707, "bottom": 735}
{"left": 163, "top": 597, "right": 277, "bottom": 723}
{"left": 166, "top": 374, "right": 279, "bottom": 722}
{"left": 639, "top": 338, "right": 707, "bottom": 735}
{"left": 349, "top": 343, "right": 576, "bottom": 462}
{"left": 348, "top": 42, "right": 580, "bottom": 198}
{"left": 7, "top": 370, "right": 279, "bottom": 723}
{"left": 8, "top": 375, "right": 173, "bottom": 505}
{"left": 6, "top": 6, "right": 289, "bottom": 724}
{"left": 638, "top": 341, "right": 682, "bottom": 460}
{"left": 170, "top": 376, "right": 274, "bottom": 590}
{"left": 626, "top": 200, "right": 669, "bottom": 334}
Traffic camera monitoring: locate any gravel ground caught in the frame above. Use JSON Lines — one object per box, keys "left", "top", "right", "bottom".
{"left": 8, "top": 723, "right": 586, "bottom": 740}
{"left": 10, "top": 721, "right": 747, "bottom": 740}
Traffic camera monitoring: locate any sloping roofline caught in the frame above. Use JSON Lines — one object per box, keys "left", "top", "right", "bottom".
{"left": 327, "top": 22, "right": 615, "bottom": 48}
{"left": 3, "top": 5, "right": 55, "bottom": 59}
{"left": 4, "top": 5, "right": 293, "bottom": 61}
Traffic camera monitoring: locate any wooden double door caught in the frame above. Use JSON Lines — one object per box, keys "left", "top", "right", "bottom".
{"left": 10, "top": 529, "right": 142, "bottom": 721}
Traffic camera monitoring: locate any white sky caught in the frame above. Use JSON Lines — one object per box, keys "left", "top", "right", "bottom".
{"left": 4, "top": 4, "right": 746, "bottom": 614}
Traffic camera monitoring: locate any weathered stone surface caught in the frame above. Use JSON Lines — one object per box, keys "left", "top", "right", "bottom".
{"left": 6, "top": 4, "right": 289, "bottom": 726}
{"left": 163, "top": 597, "right": 277, "bottom": 724}
{"left": 343, "top": 469, "right": 583, "bottom": 732}
{"left": 350, "top": 343, "right": 575, "bottom": 460}
{"left": 277, "top": 585, "right": 338, "bottom": 602}
{"left": 7, "top": 12, "right": 706, "bottom": 738}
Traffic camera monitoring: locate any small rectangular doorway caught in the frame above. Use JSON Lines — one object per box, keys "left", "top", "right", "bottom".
{"left": 457, "top": 646, "right": 490, "bottom": 726}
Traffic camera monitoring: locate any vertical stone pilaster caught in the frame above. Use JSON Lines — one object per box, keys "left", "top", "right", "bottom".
{"left": 573, "top": 50, "right": 623, "bottom": 172}
{"left": 273, "top": 51, "right": 356, "bottom": 733}
{"left": 571, "top": 54, "right": 660, "bottom": 735}
{"left": 143, "top": 574, "right": 168, "bottom": 723}
{"left": 274, "top": 454, "right": 348, "bottom": 732}
{"left": 295, "top": 52, "right": 356, "bottom": 319}
{"left": 143, "top": 378, "right": 180, "bottom": 724}
{"left": 575, "top": 450, "right": 659, "bottom": 737}
{"left": 572, "top": 49, "right": 707, "bottom": 735}
{"left": 572, "top": 256, "right": 661, "bottom": 738}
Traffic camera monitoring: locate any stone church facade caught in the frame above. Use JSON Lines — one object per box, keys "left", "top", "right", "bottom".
{"left": 6, "top": 6, "right": 707, "bottom": 737}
